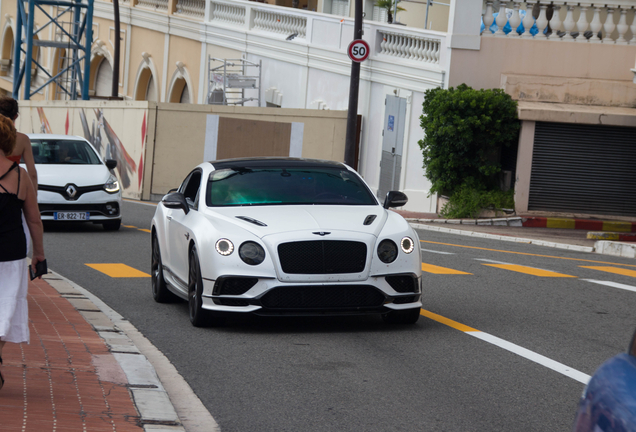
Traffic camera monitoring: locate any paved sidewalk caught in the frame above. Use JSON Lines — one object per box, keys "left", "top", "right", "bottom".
{"left": 0, "top": 271, "right": 190, "bottom": 432}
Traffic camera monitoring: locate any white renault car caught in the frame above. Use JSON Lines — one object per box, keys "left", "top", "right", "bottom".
{"left": 151, "top": 157, "right": 422, "bottom": 327}
{"left": 28, "top": 134, "right": 123, "bottom": 230}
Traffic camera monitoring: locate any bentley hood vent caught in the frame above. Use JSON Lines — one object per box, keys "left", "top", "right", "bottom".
{"left": 236, "top": 216, "right": 268, "bottom": 227}
{"left": 363, "top": 215, "right": 377, "bottom": 226}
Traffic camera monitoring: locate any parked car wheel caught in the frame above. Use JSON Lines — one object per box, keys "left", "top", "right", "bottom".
{"left": 151, "top": 233, "right": 177, "bottom": 303}
{"left": 102, "top": 220, "right": 121, "bottom": 231}
{"left": 382, "top": 308, "right": 421, "bottom": 325}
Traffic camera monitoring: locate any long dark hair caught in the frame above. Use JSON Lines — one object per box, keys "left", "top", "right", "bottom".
{"left": 0, "top": 97, "right": 19, "bottom": 120}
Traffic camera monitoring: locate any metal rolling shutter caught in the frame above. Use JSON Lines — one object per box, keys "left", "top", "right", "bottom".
{"left": 528, "top": 122, "right": 636, "bottom": 216}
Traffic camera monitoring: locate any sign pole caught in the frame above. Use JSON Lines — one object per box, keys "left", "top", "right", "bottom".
{"left": 344, "top": 0, "right": 363, "bottom": 169}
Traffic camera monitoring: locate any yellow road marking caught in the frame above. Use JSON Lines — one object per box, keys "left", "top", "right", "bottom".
{"left": 603, "top": 221, "right": 632, "bottom": 232}
{"left": 86, "top": 263, "right": 150, "bottom": 278}
{"left": 419, "top": 240, "right": 636, "bottom": 268}
{"left": 580, "top": 266, "right": 636, "bottom": 278}
{"left": 420, "top": 309, "right": 478, "bottom": 332}
{"left": 123, "top": 225, "right": 136, "bottom": 228}
{"left": 421, "top": 263, "right": 471, "bottom": 275}
{"left": 138, "top": 228, "right": 151, "bottom": 233}
{"left": 482, "top": 264, "right": 576, "bottom": 277}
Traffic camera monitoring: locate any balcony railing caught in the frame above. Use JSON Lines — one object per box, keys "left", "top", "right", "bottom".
{"left": 137, "top": 0, "right": 168, "bottom": 11}
{"left": 482, "top": 1, "right": 636, "bottom": 44}
{"left": 176, "top": 0, "right": 205, "bottom": 18}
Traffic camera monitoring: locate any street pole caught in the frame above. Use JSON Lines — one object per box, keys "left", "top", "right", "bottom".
{"left": 344, "top": 0, "right": 363, "bottom": 168}
{"left": 112, "top": 0, "right": 121, "bottom": 98}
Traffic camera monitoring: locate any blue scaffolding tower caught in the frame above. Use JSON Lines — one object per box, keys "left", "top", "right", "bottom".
{"left": 12, "top": 0, "right": 94, "bottom": 100}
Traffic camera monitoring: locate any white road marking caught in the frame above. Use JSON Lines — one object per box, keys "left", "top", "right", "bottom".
{"left": 583, "top": 279, "right": 636, "bottom": 293}
{"left": 420, "top": 248, "right": 455, "bottom": 255}
{"left": 469, "top": 332, "right": 591, "bottom": 384}
{"left": 475, "top": 258, "right": 510, "bottom": 264}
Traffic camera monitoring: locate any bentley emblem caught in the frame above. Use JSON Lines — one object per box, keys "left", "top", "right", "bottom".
{"left": 312, "top": 232, "right": 331, "bottom": 236}
{"left": 65, "top": 184, "right": 77, "bottom": 198}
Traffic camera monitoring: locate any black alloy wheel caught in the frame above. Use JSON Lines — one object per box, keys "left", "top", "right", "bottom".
{"left": 381, "top": 307, "right": 421, "bottom": 325}
{"left": 188, "top": 246, "right": 225, "bottom": 327}
{"left": 151, "top": 233, "right": 176, "bottom": 303}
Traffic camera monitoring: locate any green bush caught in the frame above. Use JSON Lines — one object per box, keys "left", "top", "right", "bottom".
{"left": 418, "top": 84, "right": 520, "bottom": 197}
{"left": 440, "top": 184, "right": 515, "bottom": 219}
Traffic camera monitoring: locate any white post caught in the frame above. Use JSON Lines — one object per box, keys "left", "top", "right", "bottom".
{"left": 575, "top": 6, "right": 589, "bottom": 42}
{"left": 589, "top": 7, "right": 603, "bottom": 43}
{"left": 483, "top": 1, "right": 495, "bottom": 36}
{"left": 508, "top": 3, "right": 521, "bottom": 38}
{"left": 494, "top": 1, "right": 508, "bottom": 37}
{"left": 547, "top": 4, "right": 562, "bottom": 40}
{"left": 562, "top": 5, "right": 575, "bottom": 41}
{"left": 616, "top": 8, "right": 628, "bottom": 45}
{"left": 603, "top": 8, "right": 616, "bottom": 44}
{"left": 521, "top": 1, "right": 535, "bottom": 38}
{"left": 535, "top": 4, "right": 549, "bottom": 39}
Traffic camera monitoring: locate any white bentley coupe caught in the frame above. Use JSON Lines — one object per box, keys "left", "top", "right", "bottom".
{"left": 151, "top": 158, "right": 422, "bottom": 327}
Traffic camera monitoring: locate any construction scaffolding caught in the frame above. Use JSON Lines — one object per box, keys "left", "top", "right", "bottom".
{"left": 207, "top": 57, "right": 261, "bottom": 107}
{"left": 13, "top": 0, "right": 94, "bottom": 100}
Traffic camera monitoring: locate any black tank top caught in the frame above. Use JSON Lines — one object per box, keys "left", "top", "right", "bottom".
{"left": 0, "top": 162, "right": 27, "bottom": 261}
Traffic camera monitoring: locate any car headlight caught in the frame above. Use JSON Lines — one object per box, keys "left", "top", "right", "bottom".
{"left": 377, "top": 239, "right": 398, "bottom": 263}
{"left": 239, "top": 241, "right": 266, "bottom": 265}
{"left": 401, "top": 237, "right": 414, "bottom": 254}
{"left": 104, "top": 174, "right": 120, "bottom": 193}
{"left": 215, "top": 239, "right": 234, "bottom": 256}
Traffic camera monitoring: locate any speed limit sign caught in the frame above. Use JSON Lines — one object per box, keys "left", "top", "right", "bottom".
{"left": 348, "top": 39, "right": 370, "bottom": 62}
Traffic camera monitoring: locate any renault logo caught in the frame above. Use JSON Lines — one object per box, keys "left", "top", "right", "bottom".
{"left": 312, "top": 232, "right": 331, "bottom": 236}
{"left": 65, "top": 184, "right": 77, "bottom": 198}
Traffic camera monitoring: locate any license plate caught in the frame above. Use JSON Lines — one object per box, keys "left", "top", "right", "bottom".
{"left": 54, "top": 212, "right": 90, "bottom": 221}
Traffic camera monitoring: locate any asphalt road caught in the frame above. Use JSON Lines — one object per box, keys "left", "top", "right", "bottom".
{"left": 41, "top": 200, "right": 636, "bottom": 432}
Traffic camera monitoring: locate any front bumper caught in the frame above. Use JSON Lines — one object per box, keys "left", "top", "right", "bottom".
{"left": 38, "top": 189, "right": 122, "bottom": 222}
{"left": 200, "top": 273, "right": 422, "bottom": 316}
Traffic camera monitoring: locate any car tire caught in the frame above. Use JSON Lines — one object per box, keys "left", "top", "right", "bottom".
{"left": 151, "top": 233, "right": 177, "bottom": 303}
{"left": 188, "top": 246, "right": 225, "bottom": 327}
{"left": 102, "top": 220, "right": 121, "bottom": 231}
{"left": 381, "top": 307, "right": 421, "bottom": 325}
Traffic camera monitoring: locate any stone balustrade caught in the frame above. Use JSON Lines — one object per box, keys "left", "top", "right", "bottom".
{"left": 137, "top": 0, "right": 168, "bottom": 11}
{"left": 379, "top": 31, "right": 441, "bottom": 64}
{"left": 482, "top": 1, "right": 636, "bottom": 44}
{"left": 176, "top": 0, "right": 205, "bottom": 18}
{"left": 209, "top": 1, "right": 246, "bottom": 25}
{"left": 253, "top": 9, "right": 307, "bottom": 39}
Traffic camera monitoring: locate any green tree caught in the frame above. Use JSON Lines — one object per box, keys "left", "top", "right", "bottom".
{"left": 374, "top": 0, "right": 405, "bottom": 24}
{"left": 418, "top": 84, "right": 519, "bottom": 196}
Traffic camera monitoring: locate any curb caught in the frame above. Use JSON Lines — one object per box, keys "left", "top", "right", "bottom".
{"left": 587, "top": 231, "right": 636, "bottom": 242}
{"left": 522, "top": 217, "right": 636, "bottom": 232}
{"left": 406, "top": 216, "right": 523, "bottom": 227}
{"left": 409, "top": 222, "right": 636, "bottom": 258}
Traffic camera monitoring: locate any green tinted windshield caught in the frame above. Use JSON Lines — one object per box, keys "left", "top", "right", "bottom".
{"left": 206, "top": 167, "right": 376, "bottom": 206}
{"left": 31, "top": 139, "right": 101, "bottom": 165}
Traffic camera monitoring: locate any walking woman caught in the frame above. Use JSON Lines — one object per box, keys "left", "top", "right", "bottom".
{"left": 0, "top": 97, "right": 37, "bottom": 191}
{"left": 0, "top": 114, "right": 45, "bottom": 390}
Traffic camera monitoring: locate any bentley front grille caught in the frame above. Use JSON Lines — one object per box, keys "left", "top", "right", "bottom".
{"left": 277, "top": 240, "right": 367, "bottom": 274}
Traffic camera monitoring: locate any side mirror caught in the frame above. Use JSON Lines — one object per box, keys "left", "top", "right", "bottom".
{"left": 629, "top": 328, "right": 636, "bottom": 358}
{"left": 105, "top": 159, "right": 117, "bottom": 170}
{"left": 383, "top": 191, "right": 408, "bottom": 209}
{"left": 162, "top": 192, "right": 189, "bottom": 214}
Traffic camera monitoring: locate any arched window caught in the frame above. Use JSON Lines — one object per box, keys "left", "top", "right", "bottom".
{"left": 180, "top": 83, "right": 190, "bottom": 103}
{"left": 94, "top": 58, "right": 113, "bottom": 97}
{"left": 146, "top": 74, "right": 157, "bottom": 102}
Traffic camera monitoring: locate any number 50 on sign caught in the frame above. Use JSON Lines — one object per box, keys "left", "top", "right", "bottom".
{"left": 347, "top": 39, "right": 370, "bottom": 62}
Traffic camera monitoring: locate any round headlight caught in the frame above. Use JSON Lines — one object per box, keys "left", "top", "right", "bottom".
{"left": 239, "top": 241, "right": 266, "bottom": 265}
{"left": 377, "top": 239, "right": 398, "bottom": 263}
{"left": 215, "top": 239, "right": 234, "bottom": 256}
{"left": 401, "top": 237, "right": 414, "bottom": 254}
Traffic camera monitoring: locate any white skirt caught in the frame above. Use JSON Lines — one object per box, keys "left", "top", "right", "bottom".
{"left": 0, "top": 258, "right": 30, "bottom": 344}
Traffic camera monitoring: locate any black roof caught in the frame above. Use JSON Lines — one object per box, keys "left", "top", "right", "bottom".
{"left": 208, "top": 157, "right": 346, "bottom": 170}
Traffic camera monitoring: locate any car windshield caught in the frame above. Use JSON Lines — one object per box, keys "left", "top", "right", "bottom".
{"left": 30, "top": 139, "right": 101, "bottom": 165}
{"left": 206, "top": 166, "right": 377, "bottom": 206}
